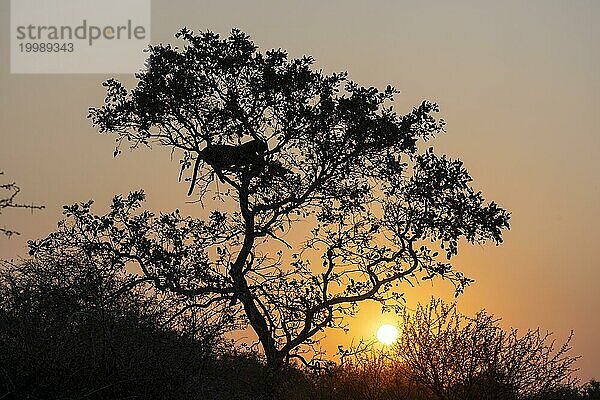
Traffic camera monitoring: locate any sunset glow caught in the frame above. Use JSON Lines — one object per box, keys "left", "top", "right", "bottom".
{"left": 1, "top": 0, "right": 598, "bottom": 388}
{"left": 377, "top": 324, "right": 399, "bottom": 345}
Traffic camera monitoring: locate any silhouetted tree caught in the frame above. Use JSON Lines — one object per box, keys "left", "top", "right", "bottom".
{"left": 394, "top": 299, "right": 579, "bottom": 400}
{"left": 79, "top": 28, "right": 510, "bottom": 370}
{"left": 0, "top": 171, "right": 44, "bottom": 237}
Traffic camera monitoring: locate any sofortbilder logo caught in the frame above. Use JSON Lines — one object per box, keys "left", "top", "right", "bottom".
{"left": 11, "top": 0, "right": 151, "bottom": 74}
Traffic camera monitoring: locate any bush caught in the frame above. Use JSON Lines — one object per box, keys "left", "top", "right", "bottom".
{"left": 393, "top": 299, "right": 579, "bottom": 400}
{"left": 0, "top": 257, "right": 225, "bottom": 399}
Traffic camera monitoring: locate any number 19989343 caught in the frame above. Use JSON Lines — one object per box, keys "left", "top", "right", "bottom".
{"left": 19, "top": 42, "right": 74, "bottom": 52}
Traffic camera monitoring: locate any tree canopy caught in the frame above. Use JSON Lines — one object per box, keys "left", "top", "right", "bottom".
{"left": 36, "top": 28, "right": 514, "bottom": 369}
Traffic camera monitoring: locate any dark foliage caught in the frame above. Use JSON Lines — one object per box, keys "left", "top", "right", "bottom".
{"left": 0, "top": 255, "right": 228, "bottom": 399}
{"left": 580, "top": 381, "right": 600, "bottom": 400}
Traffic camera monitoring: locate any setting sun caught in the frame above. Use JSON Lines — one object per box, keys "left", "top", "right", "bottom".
{"left": 377, "top": 324, "right": 399, "bottom": 345}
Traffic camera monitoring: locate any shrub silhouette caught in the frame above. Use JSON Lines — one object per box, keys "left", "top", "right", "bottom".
{"left": 0, "top": 255, "right": 226, "bottom": 399}
{"left": 0, "top": 259, "right": 591, "bottom": 400}
{"left": 391, "top": 299, "right": 579, "bottom": 400}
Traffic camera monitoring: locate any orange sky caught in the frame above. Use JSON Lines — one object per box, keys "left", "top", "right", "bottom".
{"left": 1, "top": 1, "right": 598, "bottom": 381}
